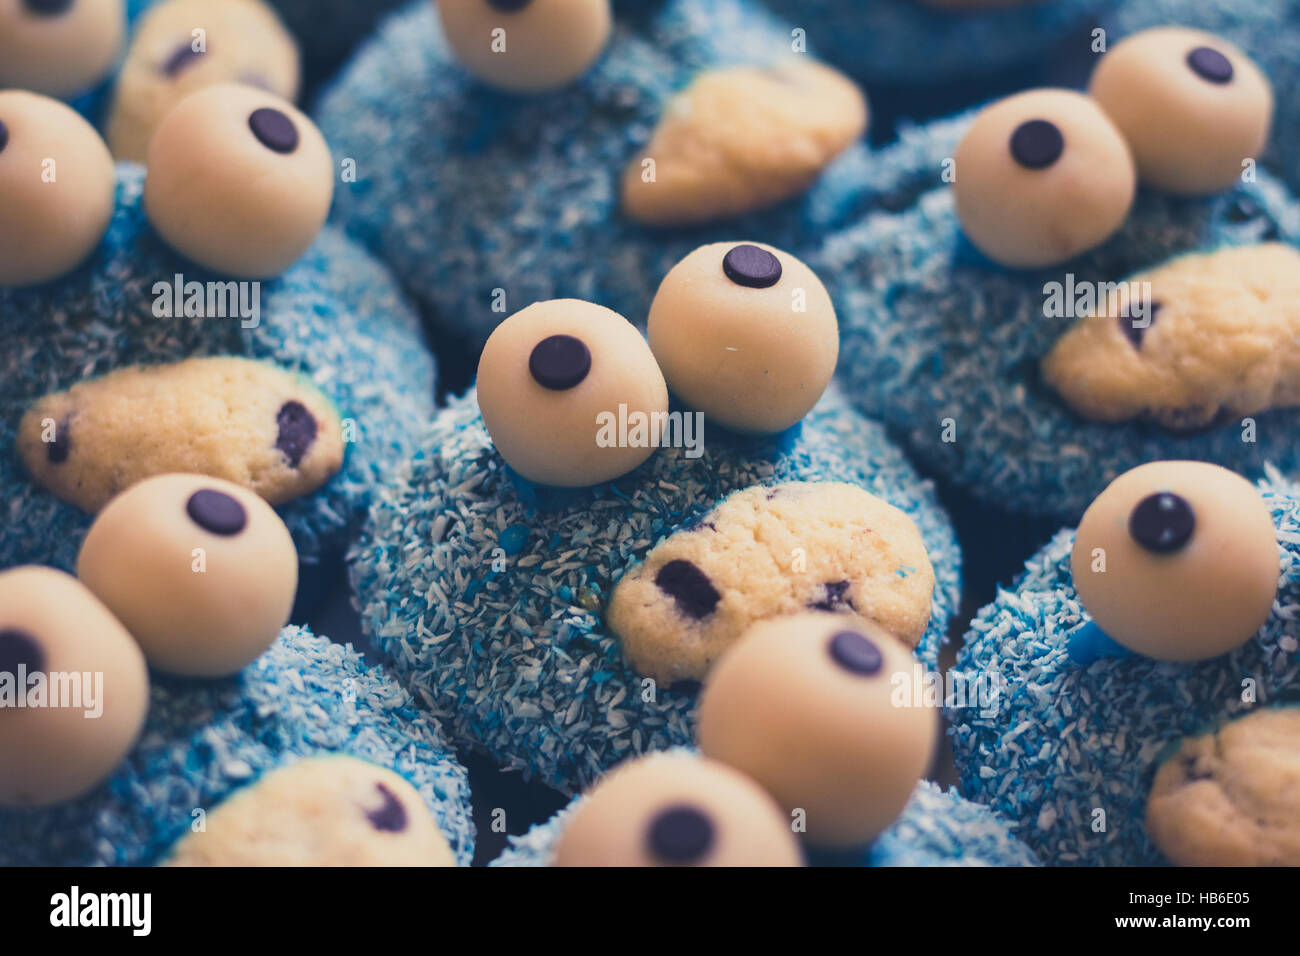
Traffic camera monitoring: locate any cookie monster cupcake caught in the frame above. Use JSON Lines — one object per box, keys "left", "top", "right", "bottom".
{"left": 0, "top": 86, "right": 436, "bottom": 607}
{"left": 350, "top": 245, "right": 961, "bottom": 793}
{"left": 817, "top": 27, "right": 1300, "bottom": 520}
{"left": 492, "top": 612, "right": 1037, "bottom": 867}
{"left": 948, "top": 460, "right": 1300, "bottom": 865}
{"left": 316, "top": 0, "right": 890, "bottom": 345}
{"left": 1105, "top": 0, "right": 1300, "bottom": 196}
{"left": 0, "top": 564, "right": 473, "bottom": 866}
{"left": 761, "top": 0, "right": 1114, "bottom": 88}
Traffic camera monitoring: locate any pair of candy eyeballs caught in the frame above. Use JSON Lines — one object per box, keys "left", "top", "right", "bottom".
{"left": 0, "top": 0, "right": 125, "bottom": 100}
{"left": 1069, "top": 460, "right": 1279, "bottom": 665}
{"left": 478, "top": 242, "right": 840, "bottom": 487}
{"left": 437, "top": 0, "right": 613, "bottom": 94}
{"left": 553, "top": 612, "right": 936, "bottom": 865}
{"left": 0, "top": 83, "right": 332, "bottom": 288}
{"left": 0, "top": 473, "right": 297, "bottom": 807}
{"left": 954, "top": 26, "right": 1273, "bottom": 269}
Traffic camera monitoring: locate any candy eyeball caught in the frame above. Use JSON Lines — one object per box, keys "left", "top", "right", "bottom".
{"left": 107, "top": 0, "right": 301, "bottom": 162}
{"left": 144, "top": 83, "right": 333, "bottom": 277}
{"left": 0, "top": 90, "right": 115, "bottom": 287}
{"left": 477, "top": 299, "right": 669, "bottom": 487}
{"left": 0, "top": 0, "right": 125, "bottom": 99}
{"left": 647, "top": 242, "right": 839, "bottom": 434}
{"left": 166, "top": 757, "right": 458, "bottom": 866}
{"left": 437, "top": 0, "right": 612, "bottom": 94}
{"left": 0, "top": 566, "right": 148, "bottom": 807}
{"left": 1089, "top": 27, "right": 1272, "bottom": 196}
{"left": 697, "top": 612, "right": 936, "bottom": 848}
{"left": 953, "top": 88, "right": 1135, "bottom": 268}
{"left": 1070, "top": 461, "right": 1278, "bottom": 661}
{"left": 553, "top": 751, "right": 802, "bottom": 867}
{"left": 76, "top": 473, "right": 298, "bottom": 678}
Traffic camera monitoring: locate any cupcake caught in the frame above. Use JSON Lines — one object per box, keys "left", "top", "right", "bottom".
{"left": 350, "top": 253, "right": 961, "bottom": 793}
{"left": 0, "top": 564, "right": 473, "bottom": 866}
{"left": 948, "top": 461, "right": 1300, "bottom": 865}
{"left": 0, "top": 87, "right": 436, "bottom": 606}
{"left": 816, "top": 28, "right": 1300, "bottom": 520}
{"left": 315, "top": 0, "right": 884, "bottom": 345}
{"left": 492, "top": 612, "right": 1036, "bottom": 867}
{"left": 761, "top": 0, "right": 1114, "bottom": 88}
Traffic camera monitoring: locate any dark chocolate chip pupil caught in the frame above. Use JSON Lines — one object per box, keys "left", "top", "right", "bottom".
{"left": 486, "top": 0, "right": 534, "bottom": 11}
{"left": 22, "top": 0, "right": 75, "bottom": 16}
{"left": 275, "top": 400, "right": 318, "bottom": 467}
{"left": 365, "top": 783, "right": 408, "bottom": 832}
{"left": 647, "top": 805, "right": 714, "bottom": 864}
{"left": 1187, "top": 46, "right": 1234, "bottom": 84}
{"left": 1118, "top": 301, "right": 1161, "bottom": 350}
{"left": 248, "top": 107, "right": 299, "bottom": 154}
{"left": 654, "top": 559, "right": 721, "bottom": 620}
{"left": 722, "top": 244, "right": 782, "bottom": 289}
{"left": 186, "top": 489, "right": 248, "bottom": 536}
{"left": 161, "top": 42, "right": 206, "bottom": 77}
{"left": 1129, "top": 491, "right": 1195, "bottom": 554}
{"left": 0, "top": 119, "right": 9, "bottom": 156}
{"left": 47, "top": 418, "right": 70, "bottom": 464}
{"left": 809, "top": 579, "right": 852, "bottom": 612}
{"left": 829, "top": 630, "right": 884, "bottom": 675}
{"left": 0, "top": 628, "right": 44, "bottom": 677}
{"left": 1009, "top": 119, "right": 1065, "bottom": 170}
{"left": 528, "top": 334, "right": 591, "bottom": 391}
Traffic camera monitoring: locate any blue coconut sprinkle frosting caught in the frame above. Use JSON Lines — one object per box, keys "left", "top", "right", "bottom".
{"left": 0, "top": 164, "right": 436, "bottom": 586}
{"left": 762, "top": 0, "right": 1114, "bottom": 87}
{"left": 491, "top": 777, "right": 1038, "bottom": 867}
{"left": 315, "top": 0, "right": 950, "bottom": 346}
{"left": 348, "top": 386, "right": 961, "bottom": 794}
{"left": 948, "top": 465, "right": 1300, "bottom": 866}
{"left": 814, "top": 116, "right": 1300, "bottom": 521}
{"left": 0, "top": 626, "right": 475, "bottom": 867}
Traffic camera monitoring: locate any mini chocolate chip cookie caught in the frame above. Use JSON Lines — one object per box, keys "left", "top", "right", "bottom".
{"left": 18, "top": 356, "right": 344, "bottom": 514}
{"left": 608, "top": 481, "right": 934, "bottom": 685}
{"left": 1043, "top": 244, "right": 1300, "bottom": 429}
{"left": 1146, "top": 708, "right": 1300, "bottom": 866}
{"left": 165, "top": 756, "right": 458, "bottom": 866}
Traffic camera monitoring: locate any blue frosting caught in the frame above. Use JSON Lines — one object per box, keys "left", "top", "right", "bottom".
{"left": 762, "top": 0, "right": 1115, "bottom": 86}
{"left": 0, "top": 626, "right": 475, "bottom": 866}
